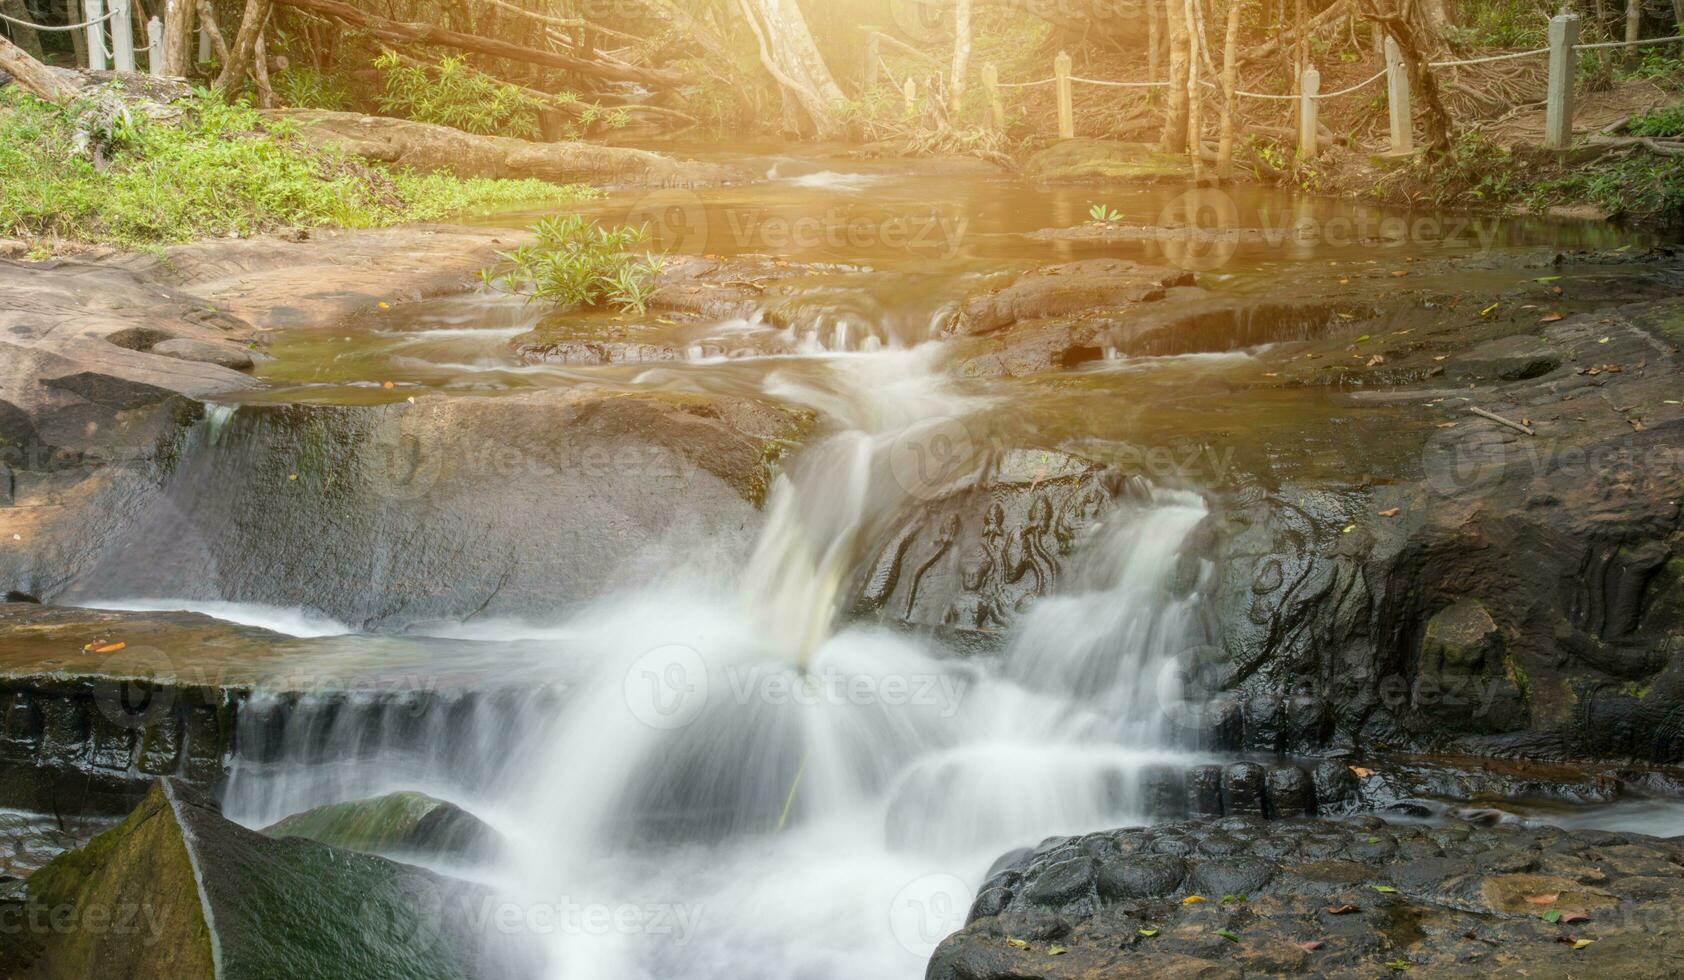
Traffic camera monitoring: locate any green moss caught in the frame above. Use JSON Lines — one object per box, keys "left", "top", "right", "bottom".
{"left": 1504, "top": 654, "right": 1531, "bottom": 703}
{"left": 0, "top": 87, "right": 594, "bottom": 250}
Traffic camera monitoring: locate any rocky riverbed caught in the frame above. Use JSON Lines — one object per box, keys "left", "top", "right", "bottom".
{"left": 2, "top": 154, "right": 1682, "bottom": 978}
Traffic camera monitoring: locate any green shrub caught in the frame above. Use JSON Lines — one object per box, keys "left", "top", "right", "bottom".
{"left": 487, "top": 215, "right": 664, "bottom": 313}
{"left": 1630, "top": 104, "right": 1684, "bottom": 138}
{"left": 374, "top": 53, "right": 544, "bottom": 139}
{"left": 0, "top": 87, "right": 591, "bottom": 248}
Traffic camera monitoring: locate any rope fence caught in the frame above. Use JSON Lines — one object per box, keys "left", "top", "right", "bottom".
{"left": 0, "top": 7, "right": 117, "bottom": 30}
{"left": 946, "top": 12, "right": 1684, "bottom": 157}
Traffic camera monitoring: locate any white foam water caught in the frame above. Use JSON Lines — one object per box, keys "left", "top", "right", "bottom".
{"left": 218, "top": 342, "right": 1213, "bottom": 979}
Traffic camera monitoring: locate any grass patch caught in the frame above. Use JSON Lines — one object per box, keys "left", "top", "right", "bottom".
{"left": 1392, "top": 131, "right": 1684, "bottom": 223}
{"left": 0, "top": 86, "right": 594, "bottom": 250}
{"left": 485, "top": 214, "right": 664, "bottom": 314}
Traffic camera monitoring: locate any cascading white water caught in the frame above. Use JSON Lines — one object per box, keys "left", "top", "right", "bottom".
{"left": 218, "top": 339, "right": 1213, "bottom": 980}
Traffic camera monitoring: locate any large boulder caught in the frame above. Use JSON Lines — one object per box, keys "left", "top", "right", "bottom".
{"left": 262, "top": 792, "right": 501, "bottom": 863}
{"left": 933, "top": 814, "right": 1684, "bottom": 979}
{"left": 1185, "top": 267, "right": 1684, "bottom": 764}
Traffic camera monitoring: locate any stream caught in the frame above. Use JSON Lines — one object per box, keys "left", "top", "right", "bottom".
{"left": 59, "top": 150, "right": 1681, "bottom": 978}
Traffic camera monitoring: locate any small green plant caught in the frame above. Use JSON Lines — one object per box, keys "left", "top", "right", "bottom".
{"left": 1088, "top": 203, "right": 1123, "bottom": 224}
{"left": 489, "top": 215, "right": 665, "bottom": 313}
{"left": 374, "top": 53, "right": 545, "bottom": 139}
{"left": 273, "top": 66, "right": 352, "bottom": 111}
{"left": 1630, "top": 104, "right": 1684, "bottom": 138}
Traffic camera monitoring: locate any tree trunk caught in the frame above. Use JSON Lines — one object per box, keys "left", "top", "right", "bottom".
{"left": 162, "top": 0, "right": 196, "bottom": 76}
{"left": 737, "top": 0, "right": 846, "bottom": 139}
{"left": 1185, "top": 0, "right": 1203, "bottom": 178}
{"left": 950, "top": 0, "right": 971, "bottom": 114}
{"left": 1, "top": 0, "right": 44, "bottom": 60}
{"left": 1217, "top": 2, "right": 1241, "bottom": 179}
{"left": 63, "top": 0, "right": 85, "bottom": 65}
{"left": 1160, "top": 0, "right": 1189, "bottom": 152}
{"left": 213, "top": 0, "right": 268, "bottom": 92}
{"left": 1360, "top": 0, "right": 1450, "bottom": 154}
{"left": 196, "top": 0, "right": 228, "bottom": 63}
{"left": 0, "top": 32, "right": 77, "bottom": 101}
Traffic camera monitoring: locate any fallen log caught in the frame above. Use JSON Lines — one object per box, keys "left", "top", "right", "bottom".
{"left": 270, "top": 0, "right": 683, "bottom": 88}
{"left": 0, "top": 32, "right": 78, "bottom": 102}
{"left": 268, "top": 108, "right": 736, "bottom": 185}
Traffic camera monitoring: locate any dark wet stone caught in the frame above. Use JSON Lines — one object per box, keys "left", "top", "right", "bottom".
{"left": 1186, "top": 857, "right": 1278, "bottom": 898}
{"left": 1265, "top": 765, "right": 1316, "bottom": 818}
{"left": 1186, "top": 764, "right": 1224, "bottom": 818}
{"left": 1022, "top": 857, "right": 1098, "bottom": 910}
{"left": 1222, "top": 762, "right": 1266, "bottom": 817}
{"left": 1096, "top": 854, "right": 1186, "bottom": 901}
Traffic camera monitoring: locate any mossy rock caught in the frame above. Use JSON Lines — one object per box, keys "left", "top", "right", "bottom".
{"left": 22, "top": 780, "right": 537, "bottom": 979}
{"left": 262, "top": 791, "right": 501, "bottom": 862}
{"left": 1025, "top": 140, "right": 1193, "bottom": 182}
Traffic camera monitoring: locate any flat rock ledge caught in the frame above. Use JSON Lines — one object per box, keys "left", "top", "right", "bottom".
{"left": 931, "top": 814, "right": 1684, "bottom": 979}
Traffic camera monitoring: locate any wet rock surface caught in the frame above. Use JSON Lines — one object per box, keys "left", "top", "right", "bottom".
{"left": 931, "top": 814, "right": 1684, "bottom": 979}
{"left": 1192, "top": 251, "right": 1684, "bottom": 765}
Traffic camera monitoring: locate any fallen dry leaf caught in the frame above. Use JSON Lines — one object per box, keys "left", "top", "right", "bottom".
{"left": 1367, "top": 355, "right": 1385, "bottom": 367}
{"left": 1299, "top": 940, "right": 1325, "bottom": 951}
{"left": 1349, "top": 766, "right": 1375, "bottom": 778}
{"left": 1436, "top": 422, "right": 1459, "bottom": 428}
{"left": 1379, "top": 508, "right": 1401, "bottom": 518}
{"left": 1327, "top": 905, "right": 1360, "bottom": 915}
{"left": 1541, "top": 313, "right": 1564, "bottom": 322}
{"left": 1182, "top": 895, "right": 1207, "bottom": 905}
{"left": 83, "top": 641, "right": 126, "bottom": 654}
{"left": 1629, "top": 418, "right": 1646, "bottom": 431}
{"left": 1561, "top": 911, "right": 1590, "bottom": 924}
{"left": 1392, "top": 270, "right": 1409, "bottom": 277}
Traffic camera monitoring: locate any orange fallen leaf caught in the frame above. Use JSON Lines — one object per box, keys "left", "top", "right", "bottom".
{"left": 1349, "top": 766, "right": 1375, "bottom": 778}
{"left": 1366, "top": 354, "right": 1385, "bottom": 368}
{"left": 1392, "top": 271, "right": 1410, "bottom": 278}
{"left": 1379, "top": 508, "right": 1401, "bottom": 518}
{"left": 1182, "top": 895, "right": 1207, "bottom": 905}
{"left": 382, "top": 381, "right": 396, "bottom": 389}
{"left": 1327, "top": 905, "right": 1359, "bottom": 915}
{"left": 83, "top": 641, "right": 126, "bottom": 654}
{"left": 1524, "top": 893, "right": 1560, "bottom": 905}
{"left": 1299, "top": 940, "right": 1325, "bottom": 951}
{"left": 1560, "top": 911, "right": 1590, "bottom": 923}
{"left": 1541, "top": 313, "right": 1564, "bottom": 323}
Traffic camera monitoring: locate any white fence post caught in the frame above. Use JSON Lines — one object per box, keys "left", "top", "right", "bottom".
{"left": 110, "top": 0, "right": 133, "bottom": 72}
{"left": 1384, "top": 36, "right": 1413, "bottom": 155}
{"left": 147, "top": 15, "right": 162, "bottom": 75}
{"left": 1055, "top": 50, "right": 1074, "bottom": 140}
{"left": 1545, "top": 12, "right": 1580, "bottom": 151}
{"left": 1298, "top": 65, "right": 1319, "bottom": 158}
{"left": 84, "top": 0, "right": 107, "bottom": 70}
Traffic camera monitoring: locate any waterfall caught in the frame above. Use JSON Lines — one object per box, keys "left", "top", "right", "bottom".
{"left": 216, "top": 340, "right": 1214, "bottom": 980}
